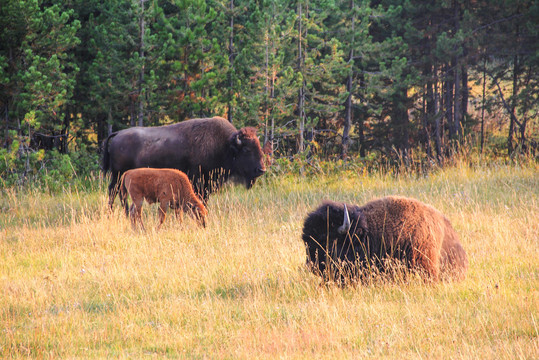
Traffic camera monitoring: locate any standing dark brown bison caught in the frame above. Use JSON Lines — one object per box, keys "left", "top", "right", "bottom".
{"left": 118, "top": 168, "right": 207, "bottom": 230}
{"left": 102, "top": 117, "right": 266, "bottom": 208}
{"left": 302, "top": 196, "right": 468, "bottom": 283}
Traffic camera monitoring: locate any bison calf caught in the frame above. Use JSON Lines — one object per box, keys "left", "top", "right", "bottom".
{"left": 118, "top": 168, "right": 207, "bottom": 230}
{"left": 302, "top": 196, "right": 468, "bottom": 283}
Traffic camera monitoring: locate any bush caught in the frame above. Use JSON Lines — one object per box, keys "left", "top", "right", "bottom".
{"left": 0, "top": 134, "right": 100, "bottom": 191}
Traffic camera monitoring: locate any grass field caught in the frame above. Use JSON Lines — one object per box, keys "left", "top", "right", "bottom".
{"left": 1, "top": 160, "right": 538, "bottom": 358}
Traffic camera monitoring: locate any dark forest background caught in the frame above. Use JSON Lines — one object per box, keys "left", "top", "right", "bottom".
{"left": 1, "top": 0, "right": 538, "bottom": 186}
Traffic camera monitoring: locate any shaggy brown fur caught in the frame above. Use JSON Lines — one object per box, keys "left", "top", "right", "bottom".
{"left": 302, "top": 196, "right": 468, "bottom": 283}
{"left": 118, "top": 168, "right": 207, "bottom": 230}
{"left": 102, "top": 116, "right": 266, "bottom": 207}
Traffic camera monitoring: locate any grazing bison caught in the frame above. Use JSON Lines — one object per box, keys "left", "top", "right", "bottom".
{"left": 102, "top": 116, "right": 266, "bottom": 208}
{"left": 118, "top": 168, "right": 207, "bottom": 230}
{"left": 302, "top": 196, "right": 468, "bottom": 283}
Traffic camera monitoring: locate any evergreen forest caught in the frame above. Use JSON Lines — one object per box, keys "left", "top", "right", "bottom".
{"left": 1, "top": 0, "right": 538, "bottom": 185}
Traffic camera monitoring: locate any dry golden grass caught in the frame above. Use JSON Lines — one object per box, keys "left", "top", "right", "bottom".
{"left": 1, "top": 161, "right": 538, "bottom": 358}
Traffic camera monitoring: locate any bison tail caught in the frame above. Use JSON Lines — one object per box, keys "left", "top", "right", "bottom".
{"left": 101, "top": 132, "right": 117, "bottom": 174}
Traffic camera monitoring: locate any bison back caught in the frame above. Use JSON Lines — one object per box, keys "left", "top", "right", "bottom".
{"left": 107, "top": 117, "right": 237, "bottom": 175}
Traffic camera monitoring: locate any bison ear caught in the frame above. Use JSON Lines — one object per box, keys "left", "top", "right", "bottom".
{"left": 230, "top": 131, "right": 243, "bottom": 152}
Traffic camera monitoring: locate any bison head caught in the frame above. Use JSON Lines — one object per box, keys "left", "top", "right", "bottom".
{"left": 229, "top": 127, "right": 266, "bottom": 188}
{"left": 302, "top": 201, "right": 368, "bottom": 280}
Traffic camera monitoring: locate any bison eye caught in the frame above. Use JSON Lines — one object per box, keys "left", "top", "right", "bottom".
{"left": 242, "top": 147, "right": 251, "bottom": 153}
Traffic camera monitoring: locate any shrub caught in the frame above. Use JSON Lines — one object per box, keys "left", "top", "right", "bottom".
{"left": 0, "top": 132, "right": 100, "bottom": 191}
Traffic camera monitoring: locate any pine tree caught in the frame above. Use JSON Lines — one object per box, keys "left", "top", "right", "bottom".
{"left": 1, "top": 0, "right": 81, "bottom": 151}
{"left": 155, "top": 0, "right": 227, "bottom": 120}
{"left": 72, "top": 0, "right": 139, "bottom": 143}
{"left": 478, "top": 0, "right": 539, "bottom": 154}
{"left": 330, "top": 0, "right": 373, "bottom": 158}
{"left": 232, "top": 0, "right": 297, "bottom": 137}
{"left": 291, "top": 0, "right": 348, "bottom": 154}
{"left": 367, "top": 2, "right": 419, "bottom": 160}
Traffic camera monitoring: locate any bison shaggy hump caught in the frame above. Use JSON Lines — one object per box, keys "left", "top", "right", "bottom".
{"left": 302, "top": 196, "right": 468, "bottom": 283}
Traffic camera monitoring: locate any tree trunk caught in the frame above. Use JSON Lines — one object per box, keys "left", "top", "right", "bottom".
{"left": 60, "top": 109, "right": 70, "bottom": 153}
{"left": 341, "top": 73, "right": 353, "bottom": 159}
{"left": 357, "top": 72, "right": 366, "bottom": 158}
{"left": 422, "top": 84, "right": 432, "bottom": 160}
{"left": 508, "top": 6, "right": 522, "bottom": 155}
{"left": 480, "top": 58, "right": 486, "bottom": 153}
{"left": 270, "top": 66, "right": 275, "bottom": 151}
{"left": 444, "top": 63, "right": 454, "bottom": 148}
{"left": 358, "top": 116, "right": 365, "bottom": 158}
{"left": 492, "top": 76, "right": 524, "bottom": 156}
{"left": 424, "top": 59, "right": 435, "bottom": 160}
{"left": 298, "top": 89, "right": 305, "bottom": 153}
{"left": 434, "top": 84, "right": 443, "bottom": 163}
{"left": 508, "top": 53, "right": 519, "bottom": 154}
{"left": 461, "top": 64, "right": 468, "bottom": 131}
{"left": 137, "top": 0, "right": 145, "bottom": 127}
{"left": 451, "top": 0, "right": 461, "bottom": 143}
{"left": 392, "top": 89, "right": 410, "bottom": 161}
{"left": 297, "top": 1, "right": 305, "bottom": 153}
{"left": 341, "top": 0, "right": 355, "bottom": 160}
{"left": 96, "top": 115, "right": 104, "bottom": 147}
{"left": 3, "top": 104, "right": 8, "bottom": 148}
{"left": 130, "top": 100, "right": 135, "bottom": 127}
{"left": 453, "top": 60, "right": 461, "bottom": 142}
{"left": 264, "top": 29, "right": 269, "bottom": 144}
{"left": 228, "top": 0, "right": 234, "bottom": 123}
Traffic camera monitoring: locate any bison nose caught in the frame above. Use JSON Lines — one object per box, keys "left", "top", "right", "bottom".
{"left": 256, "top": 167, "right": 266, "bottom": 176}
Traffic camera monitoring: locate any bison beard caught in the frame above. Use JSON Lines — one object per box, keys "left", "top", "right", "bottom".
{"left": 302, "top": 197, "right": 468, "bottom": 284}
{"left": 102, "top": 117, "right": 266, "bottom": 209}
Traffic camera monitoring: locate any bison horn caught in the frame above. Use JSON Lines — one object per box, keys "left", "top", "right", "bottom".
{"left": 338, "top": 204, "right": 351, "bottom": 234}
{"left": 235, "top": 134, "right": 242, "bottom": 146}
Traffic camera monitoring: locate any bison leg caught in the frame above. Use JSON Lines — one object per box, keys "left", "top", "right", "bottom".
{"left": 108, "top": 172, "right": 123, "bottom": 210}
{"left": 130, "top": 199, "right": 145, "bottom": 231}
{"left": 108, "top": 174, "right": 117, "bottom": 210}
{"left": 121, "top": 194, "right": 130, "bottom": 217}
{"left": 157, "top": 201, "right": 169, "bottom": 230}
{"left": 128, "top": 204, "right": 137, "bottom": 229}
{"left": 174, "top": 206, "right": 184, "bottom": 224}
{"left": 118, "top": 178, "right": 130, "bottom": 217}
{"left": 118, "top": 181, "right": 129, "bottom": 214}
